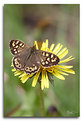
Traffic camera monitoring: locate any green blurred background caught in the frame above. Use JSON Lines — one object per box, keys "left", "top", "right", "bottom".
{"left": 4, "top": 4, "right": 80, "bottom": 117}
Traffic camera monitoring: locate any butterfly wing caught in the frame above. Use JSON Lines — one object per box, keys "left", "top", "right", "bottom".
{"left": 9, "top": 40, "right": 30, "bottom": 55}
{"left": 13, "top": 47, "right": 32, "bottom": 71}
{"left": 10, "top": 40, "right": 60, "bottom": 74}
{"left": 37, "top": 50, "right": 60, "bottom": 68}
{"left": 13, "top": 47, "right": 40, "bottom": 74}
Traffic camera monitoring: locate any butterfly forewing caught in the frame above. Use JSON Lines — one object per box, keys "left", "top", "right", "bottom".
{"left": 10, "top": 40, "right": 29, "bottom": 55}
{"left": 37, "top": 50, "right": 60, "bottom": 68}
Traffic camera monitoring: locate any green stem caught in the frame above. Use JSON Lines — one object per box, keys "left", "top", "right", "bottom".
{"left": 39, "top": 83, "right": 45, "bottom": 117}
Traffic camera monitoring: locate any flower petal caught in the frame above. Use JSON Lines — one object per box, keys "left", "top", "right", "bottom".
{"left": 32, "top": 71, "right": 41, "bottom": 87}
{"left": 52, "top": 71, "right": 65, "bottom": 80}
{"left": 47, "top": 69, "right": 65, "bottom": 80}
{"left": 56, "top": 67, "right": 75, "bottom": 74}
{"left": 12, "top": 68, "right": 16, "bottom": 72}
{"left": 46, "top": 72, "right": 49, "bottom": 88}
{"left": 41, "top": 42, "right": 46, "bottom": 50}
{"left": 21, "top": 75, "right": 30, "bottom": 83}
{"left": 14, "top": 70, "right": 23, "bottom": 76}
{"left": 21, "top": 73, "right": 34, "bottom": 83}
{"left": 59, "top": 56, "right": 74, "bottom": 64}
{"left": 56, "top": 65, "right": 73, "bottom": 69}
{"left": 45, "top": 39, "right": 48, "bottom": 48}
{"left": 44, "top": 71, "right": 47, "bottom": 88}
{"left": 44, "top": 39, "right": 49, "bottom": 51}
{"left": 53, "top": 44, "right": 63, "bottom": 54}
{"left": 54, "top": 69, "right": 69, "bottom": 76}
{"left": 19, "top": 73, "right": 27, "bottom": 78}
{"left": 34, "top": 41, "right": 39, "bottom": 50}
{"left": 57, "top": 48, "right": 68, "bottom": 59}
{"left": 11, "top": 63, "right": 13, "bottom": 67}
{"left": 53, "top": 43, "right": 60, "bottom": 53}
{"left": 41, "top": 71, "right": 46, "bottom": 90}
{"left": 50, "top": 44, "right": 55, "bottom": 51}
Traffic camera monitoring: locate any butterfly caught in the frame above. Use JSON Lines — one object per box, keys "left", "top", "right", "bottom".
{"left": 9, "top": 40, "right": 60, "bottom": 74}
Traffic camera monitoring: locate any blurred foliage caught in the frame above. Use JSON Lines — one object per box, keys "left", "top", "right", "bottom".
{"left": 4, "top": 4, "right": 80, "bottom": 117}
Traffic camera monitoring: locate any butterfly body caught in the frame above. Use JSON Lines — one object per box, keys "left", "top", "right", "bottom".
{"left": 10, "top": 40, "right": 60, "bottom": 74}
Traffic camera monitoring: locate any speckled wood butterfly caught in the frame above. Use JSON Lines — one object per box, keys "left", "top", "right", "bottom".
{"left": 9, "top": 40, "right": 60, "bottom": 74}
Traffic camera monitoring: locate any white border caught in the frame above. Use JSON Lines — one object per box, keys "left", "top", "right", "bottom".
{"left": 0, "top": 0, "right": 82, "bottom": 121}
{"left": 0, "top": 0, "right": 81, "bottom": 4}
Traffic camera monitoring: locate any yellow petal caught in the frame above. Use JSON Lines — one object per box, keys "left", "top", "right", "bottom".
{"left": 57, "top": 47, "right": 67, "bottom": 56}
{"left": 43, "top": 71, "right": 47, "bottom": 88}
{"left": 56, "top": 65, "right": 73, "bottom": 69}
{"left": 45, "top": 39, "right": 48, "bottom": 48}
{"left": 41, "top": 71, "right": 46, "bottom": 90}
{"left": 54, "top": 69, "right": 69, "bottom": 76}
{"left": 11, "top": 63, "right": 13, "bottom": 67}
{"left": 56, "top": 67, "right": 75, "bottom": 74}
{"left": 41, "top": 40, "right": 49, "bottom": 51}
{"left": 52, "top": 71, "right": 65, "bottom": 80}
{"left": 47, "top": 48, "right": 53, "bottom": 53}
{"left": 42, "top": 42, "right": 45, "bottom": 47}
{"left": 21, "top": 73, "right": 34, "bottom": 83}
{"left": 14, "top": 70, "right": 23, "bottom": 76}
{"left": 12, "top": 68, "right": 16, "bottom": 72}
{"left": 34, "top": 41, "right": 39, "bottom": 50}
{"left": 59, "top": 56, "right": 74, "bottom": 64}
{"left": 47, "top": 69, "right": 65, "bottom": 80}
{"left": 21, "top": 75, "right": 30, "bottom": 83}
{"left": 50, "top": 44, "right": 55, "bottom": 51}
{"left": 19, "top": 73, "right": 27, "bottom": 78}
{"left": 32, "top": 71, "right": 41, "bottom": 87}
{"left": 53, "top": 44, "right": 63, "bottom": 55}
{"left": 57, "top": 48, "right": 68, "bottom": 59}
{"left": 41, "top": 42, "right": 45, "bottom": 50}
{"left": 46, "top": 72, "right": 49, "bottom": 88}
{"left": 53, "top": 43, "right": 60, "bottom": 53}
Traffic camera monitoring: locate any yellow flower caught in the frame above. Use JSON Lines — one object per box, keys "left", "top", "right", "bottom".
{"left": 11, "top": 39, "right": 75, "bottom": 90}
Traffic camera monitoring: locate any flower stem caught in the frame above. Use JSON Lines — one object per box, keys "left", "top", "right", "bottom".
{"left": 39, "top": 83, "right": 45, "bottom": 117}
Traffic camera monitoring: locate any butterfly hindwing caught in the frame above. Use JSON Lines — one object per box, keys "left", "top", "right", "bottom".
{"left": 12, "top": 48, "right": 31, "bottom": 71}
{"left": 38, "top": 50, "right": 60, "bottom": 68}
